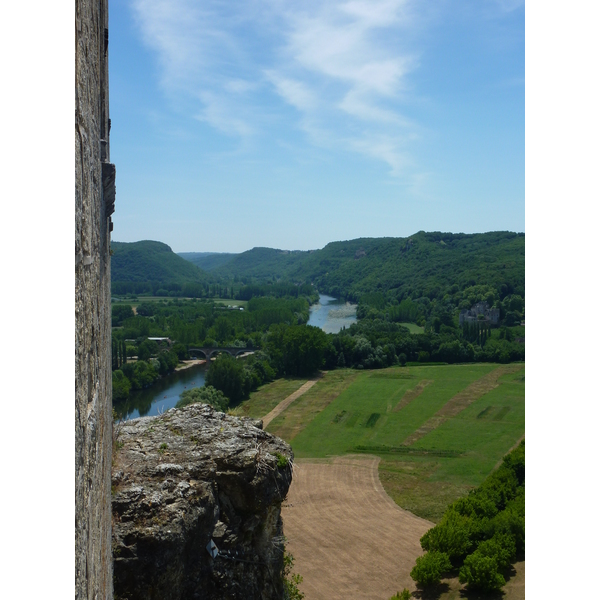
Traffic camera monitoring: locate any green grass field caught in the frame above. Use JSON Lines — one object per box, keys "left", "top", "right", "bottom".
{"left": 231, "top": 377, "right": 307, "bottom": 418}
{"left": 398, "top": 322, "right": 425, "bottom": 334}
{"left": 261, "top": 363, "right": 524, "bottom": 522}
{"left": 112, "top": 297, "right": 248, "bottom": 308}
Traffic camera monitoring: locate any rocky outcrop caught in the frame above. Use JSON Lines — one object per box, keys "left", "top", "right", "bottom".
{"left": 112, "top": 404, "right": 294, "bottom": 600}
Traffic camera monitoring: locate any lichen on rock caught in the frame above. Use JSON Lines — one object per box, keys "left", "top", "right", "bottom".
{"left": 112, "top": 403, "right": 294, "bottom": 600}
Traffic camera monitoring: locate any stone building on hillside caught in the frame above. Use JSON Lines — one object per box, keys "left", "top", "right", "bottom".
{"left": 75, "top": 0, "right": 116, "bottom": 597}
{"left": 459, "top": 301, "right": 500, "bottom": 327}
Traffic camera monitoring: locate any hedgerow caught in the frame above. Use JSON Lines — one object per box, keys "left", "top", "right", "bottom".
{"left": 410, "top": 440, "right": 524, "bottom": 591}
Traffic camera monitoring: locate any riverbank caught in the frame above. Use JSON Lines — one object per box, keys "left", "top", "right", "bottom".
{"left": 174, "top": 351, "right": 255, "bottom": 372}
{"left": 175, "top": 359, "right": 207, "bottom": 371}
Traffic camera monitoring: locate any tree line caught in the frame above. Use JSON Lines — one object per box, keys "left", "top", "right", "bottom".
{"left": 409, "top": 441, "right": 525, "bottom": 593}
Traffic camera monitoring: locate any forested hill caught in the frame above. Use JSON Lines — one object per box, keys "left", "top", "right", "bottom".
{"left": 301, "top": 231, "right": 524, "bottom": 301}
{"left": 206, "top": 231, "right": 524, "bottom": 302}
{"left": 177, "top": 252, "right": 238, "bottom": 272}
{"left": 207, "top": 247, "right": 314, "bottom": 280}
{"left": 111, "top": 241, "right": 209, "bottom": 295}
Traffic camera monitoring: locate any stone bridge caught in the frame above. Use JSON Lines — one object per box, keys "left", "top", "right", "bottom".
{"left": 188, "top": 347, "right": 252, "bottom": 361}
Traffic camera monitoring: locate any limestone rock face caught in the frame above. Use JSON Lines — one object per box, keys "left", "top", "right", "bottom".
{"left": 112, "top": 404, "right": 293, "bottom": 600}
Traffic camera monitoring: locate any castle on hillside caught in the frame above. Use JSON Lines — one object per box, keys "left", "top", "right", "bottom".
{"left": 459, "top": 301, "right": 500, "bottom": 326}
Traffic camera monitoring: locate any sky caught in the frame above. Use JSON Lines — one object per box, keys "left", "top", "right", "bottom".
{"left": 109, "top": 0, "right": 524, "bottom": 253}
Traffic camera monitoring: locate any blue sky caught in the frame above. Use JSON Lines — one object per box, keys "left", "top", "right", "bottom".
{"left": 109, "top": 0, "right": 524, "bottom": 252}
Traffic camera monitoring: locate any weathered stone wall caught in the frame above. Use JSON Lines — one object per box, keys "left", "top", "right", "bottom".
{"left": 75, "top": 0, "right": 115, "bottom": 597}
{"left": 112, "top": 405, "right": 294, "bottom": 600}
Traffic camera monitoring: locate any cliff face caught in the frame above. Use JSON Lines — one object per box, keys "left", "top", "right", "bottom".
{"left": 112, "top": 404, "right": 294, "bottom": 600}
{"left": 75, "top": 0, "right": 115, "bottom": 597}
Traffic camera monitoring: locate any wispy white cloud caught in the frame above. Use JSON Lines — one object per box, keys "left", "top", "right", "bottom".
{"left": 195, "top": 92, "right": 255, "bottom": 137}
{"left": 131, "top": 0, "right": 421, "bottom": 175}
{"left": 264, "top": 71, "right": 318, "bottom": 112}
{"left": 489, "top": 0, "right": 524, "bottom": 13}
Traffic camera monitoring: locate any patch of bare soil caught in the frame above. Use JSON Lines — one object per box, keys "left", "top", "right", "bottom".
{"left": 261, "top": 375, "right": 321, "bottom": 428}
{"left": 282, "top": 455, "right": 433, "bottom": 600}
{"left": 393, "top": 380, "right": 434, "bottom": 412}
{"left": 402, "top": 366, "right": 522, "bottom": 447}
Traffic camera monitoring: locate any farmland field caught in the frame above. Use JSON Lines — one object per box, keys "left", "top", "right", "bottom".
{"left": 237, "top": 363, "right": 525, "bottom": 599}
{"left": 261, "top": 363, "right": 525, "bottom": 521}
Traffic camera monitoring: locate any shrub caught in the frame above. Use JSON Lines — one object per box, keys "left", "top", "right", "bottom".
{"left": 458, "top": 552, "right": 505, "bottom": 592}
{"left": 283, "top": 551, "right": 304, "bottom": 600}
{"left": 389, "top": 589, "right": 411, "bottom": 600}
{"left": 274, "top": 452, "right": 289, "bottom": 468}
{"left": 410, "top": 551, "right": 451, "bottom": 587}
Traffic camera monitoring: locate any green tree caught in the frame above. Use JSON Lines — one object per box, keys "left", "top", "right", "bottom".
{"left": 458, "top": 552, "right": 505, "bottom": 592}
{"left": 112, "top": 370, "right": 131, "bottom": 400}
{"left": 475, "top": 534, "right": 516, "bottom": 570}
{"left": 172, "top": 343, "right": 189, "bottom": 360}
{"left": 410, "top": 551, "right": 451, "bottom": 587}
{"left": 205, "top": 354, "right": 245, "bottom": 403}
{"left": 267, "top": 325, "right": 330, "bottom": 377}
{"left": 137, "top": 343, "right": 151, "bottom": 361}
{"left": 418, "top": 351, "right": 430, "bottom": 363}
{"left": 420, "top": 510, "right": 473, "bottom": 562}
{"left": 112, "top": 304, "right": 134, "bottom": 326}
{"left": 176, "top": 385, "right": 229, "bottom": 412}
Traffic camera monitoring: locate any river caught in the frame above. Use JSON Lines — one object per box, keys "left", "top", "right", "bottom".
{"left": 115, "top": 294, "right": 355, "bottom": 421}
{"left": 307, "top": 294, "right": 357, "bottom": 333}
{"left": 114, "top": 363, "right": 207, "bottom": 421}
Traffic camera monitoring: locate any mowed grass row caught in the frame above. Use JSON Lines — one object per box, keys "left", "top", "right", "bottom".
{"left": 261, "top": 363, "right": 524, "bottom": 522}
{"left": 289, "top": 364, "right": 497, "bottom": 457}
{"left": 267, "top": 369, "right": 361, "bottom": 441}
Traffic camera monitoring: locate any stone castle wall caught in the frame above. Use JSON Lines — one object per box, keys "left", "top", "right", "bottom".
{"left": 75, "top": 0, "right": 115, "bottom": 597}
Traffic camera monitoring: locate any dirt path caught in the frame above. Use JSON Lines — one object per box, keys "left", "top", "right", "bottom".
{"left": 402, "top": 365, "right": 522, "bottom": 447}
{"left": 261, "top": 375, "right": 321, "bottom": 428}
{"left": 282, "top": 455, "right": 433, "bottom": 600}
{"left": 392, "top": 380, "right": 433, "bottom": 412}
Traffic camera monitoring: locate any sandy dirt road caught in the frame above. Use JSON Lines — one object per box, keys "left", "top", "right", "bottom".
{"left": 281, "top": 455, "right": 433, "bottom": 600}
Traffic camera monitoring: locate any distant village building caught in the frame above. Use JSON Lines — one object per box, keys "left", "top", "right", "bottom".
{"left": 459, "top": 301, "right": 500, "bottom": 326}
